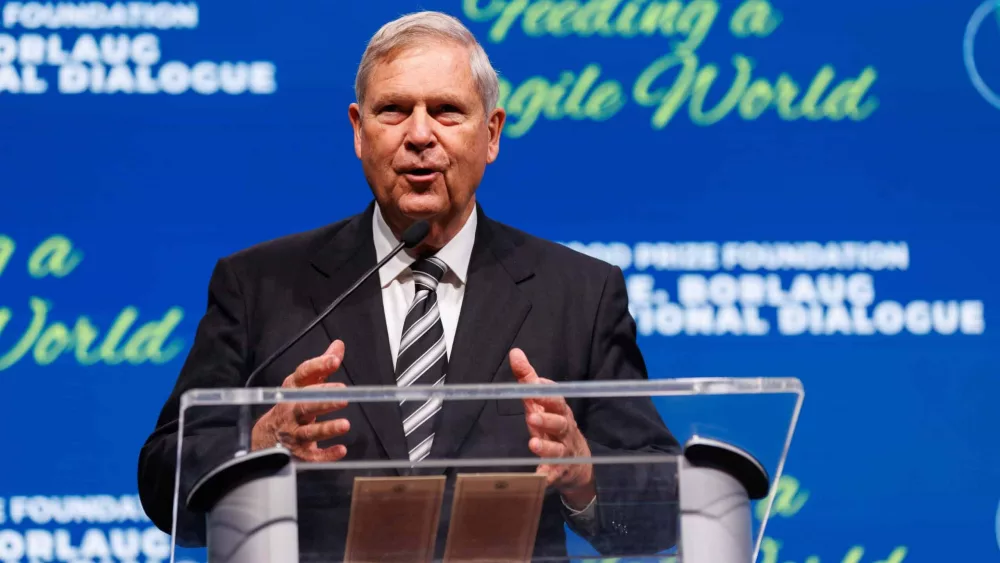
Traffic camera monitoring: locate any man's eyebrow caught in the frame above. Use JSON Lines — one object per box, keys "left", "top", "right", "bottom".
{"left": 370, "top": 91, "right": 469, "bottom": 107}
{"left": 370, "top": 91, "right": 407, "bottom": 104}
{"left": 429, "top": 92, "right": 467, "bottom": 106}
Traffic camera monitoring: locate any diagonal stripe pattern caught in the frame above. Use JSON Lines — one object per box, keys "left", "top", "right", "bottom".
{"left": 396, "top": 256, "right": 449, "bottom": 462}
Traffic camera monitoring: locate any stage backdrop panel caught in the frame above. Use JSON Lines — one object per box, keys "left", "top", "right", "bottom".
{"left": 1, "top": 0, "right": 999, "bottom": 561}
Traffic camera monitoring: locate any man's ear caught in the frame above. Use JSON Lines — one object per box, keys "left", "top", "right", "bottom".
{"left": 486, "top": 107, "right": 506, "bottom": 164}
{"left": 349, "top": 103, "right": 363, "bottom": 159}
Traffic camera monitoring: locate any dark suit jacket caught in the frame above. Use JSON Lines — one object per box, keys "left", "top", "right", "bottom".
{"left": 137, "top": 202, "right": 680, "bottom": 561}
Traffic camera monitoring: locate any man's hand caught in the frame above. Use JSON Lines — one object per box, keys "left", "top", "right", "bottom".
{"left": 509, "top": 348, "right": 596, "bottom": 510}
{"left": 251, "top": 339, "right": 351, "bottom": 462}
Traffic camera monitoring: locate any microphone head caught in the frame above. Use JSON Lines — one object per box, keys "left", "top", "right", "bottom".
{"left": 402, "top": 220, "right": 431, "bottom": 248}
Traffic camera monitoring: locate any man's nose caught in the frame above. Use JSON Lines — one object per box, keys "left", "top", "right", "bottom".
{"left": 404, "top": 108, "right": 436, "bottom": 151}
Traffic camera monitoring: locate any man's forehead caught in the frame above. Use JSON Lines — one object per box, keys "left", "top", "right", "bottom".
{"left": 372, "top": 42, "right": 470, "bottom": 79}
{"left": 366, "top": 44, "right": 477, "bottom": 101}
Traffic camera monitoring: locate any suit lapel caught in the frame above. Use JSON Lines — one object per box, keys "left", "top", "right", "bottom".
{"left": 430, "top": 209, "right": 533, "bottom": 461}
{"left": 305, "top": 203, "right": 409, "bottom": 463}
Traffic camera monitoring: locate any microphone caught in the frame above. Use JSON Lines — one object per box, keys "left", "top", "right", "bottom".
{"left": 234, "top": 219, "right": 430, "bottom": 450}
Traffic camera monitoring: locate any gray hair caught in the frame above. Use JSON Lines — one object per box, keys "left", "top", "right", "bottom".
{"left": 354, "top": 11, "right": 500, "bottom": 114}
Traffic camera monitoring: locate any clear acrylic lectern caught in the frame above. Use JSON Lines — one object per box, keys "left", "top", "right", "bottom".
{"left": 169, "top": 377, "right": 803, "bottom": 562}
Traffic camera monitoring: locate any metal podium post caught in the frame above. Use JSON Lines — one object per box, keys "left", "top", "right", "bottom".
{"left": 187, "top": 447, "right": 300, "bottom": 563}
{"left": 678, "top": 436, "right": 771, "bottom": 563}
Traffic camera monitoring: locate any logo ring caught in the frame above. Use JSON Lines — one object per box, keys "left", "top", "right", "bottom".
{"left": 996, "top": 498, "right": 1000, "bottom": 551}
{"left": 964, "top": 0, "right": 1000, "bottom": 110}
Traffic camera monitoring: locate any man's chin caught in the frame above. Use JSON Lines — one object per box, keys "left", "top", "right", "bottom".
{"left": 396, "top": 195, "right": 448, "bottom": 220}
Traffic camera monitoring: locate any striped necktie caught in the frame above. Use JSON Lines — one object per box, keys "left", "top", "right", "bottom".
{"left": 396, "top": 256, "right": 449, "bottom": 462}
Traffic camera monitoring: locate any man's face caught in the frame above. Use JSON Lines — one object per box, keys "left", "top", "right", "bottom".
{"left": 349, "top": 41, "right": 505, "bottom": 248}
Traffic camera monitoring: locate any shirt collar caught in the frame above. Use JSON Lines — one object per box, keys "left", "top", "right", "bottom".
{"left": 373, "top": 201, "right": 477, "bottom": 288}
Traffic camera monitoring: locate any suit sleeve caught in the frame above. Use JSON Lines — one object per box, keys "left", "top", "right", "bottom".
{"left": 568, "top": 265, "right": 681, "bottom": 555}
{"left": 137, "top": 258, "right": 251, "bottom": 546}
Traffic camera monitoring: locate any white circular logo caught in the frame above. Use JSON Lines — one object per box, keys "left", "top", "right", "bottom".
{"left": 995, "top": 498, "right": 1000, "bottom": 551}
{"left": 964, "top": 0, "right": 1000, "bottom": 110}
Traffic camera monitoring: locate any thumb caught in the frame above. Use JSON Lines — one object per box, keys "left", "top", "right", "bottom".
{"left": 509, "top": 348, "right": 538, "bottom": 383}
{"left": 324, "top": 339, "right": 345, "bottom": 360}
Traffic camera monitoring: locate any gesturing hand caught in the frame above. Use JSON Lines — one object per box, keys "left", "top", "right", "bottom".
{"left": 509, "top": 348, "right": 596, "bottom": 510}
{"left": 251, "top": 339, "right": 351, "bottom": 462}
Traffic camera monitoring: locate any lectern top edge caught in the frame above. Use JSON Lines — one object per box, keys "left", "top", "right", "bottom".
{"left": 177, "top": 376, "right": 805, "bottom": 409}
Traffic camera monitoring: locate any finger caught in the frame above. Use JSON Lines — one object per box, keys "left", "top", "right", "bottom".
{"left": 296, "top": 444, "right": 348, "bottom": 463}
{"left": 288, "top": 344, "right": 345, "bottom": 388}
{"left": 324, "top": 339, "right": 345, "bottom": 358}
{"left": 524, "top": 413, "right": 543, "bottom": 439}
{"left": 291, "top": 400, "right": 348, "bottom": 425}
{"left": 522, "top": 398, "right": 546, "bottom": 422}
{"left": 293, "top": 418, "right": 351, "bottom": 443}
{"left": 529, "top": 437, "right": 567, "bottom": 458}
{"left": 528, "top": 394, "right": 569, "bottom": 415}
{"left": 289, "top": 383, "right": 348, "bottom": 423}
{"left": 285, "top": 354, "right": 335, "bottom": 388}
{"left": 536, "top": 464, "right": 564, "bottom": 487}
{"left": 511, "top": 348, "right": 549, "bottom": 414}
{"left": 527, "top": 412, "right": 570, "bottom": 437}
{"left": 283, "top": 341, "right": 345, "bottom": 386}
{"left": 509, "top": 348, "right": 539, "bottom": 383}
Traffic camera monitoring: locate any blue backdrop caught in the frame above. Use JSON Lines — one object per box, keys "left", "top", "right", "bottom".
{"left": 2, "top": 0, "right": 999, "bottom": 561}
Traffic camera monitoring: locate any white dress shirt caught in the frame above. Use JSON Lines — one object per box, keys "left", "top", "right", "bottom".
{"left": 371, "top": 203, "right": 598, "bottom": 527}
{"left": 372, "top": 202, "right": 477, "bottom": 367}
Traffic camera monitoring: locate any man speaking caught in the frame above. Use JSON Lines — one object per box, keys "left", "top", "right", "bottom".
{"left": 138, "top": 10, "right": 679, "bottom": 560}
